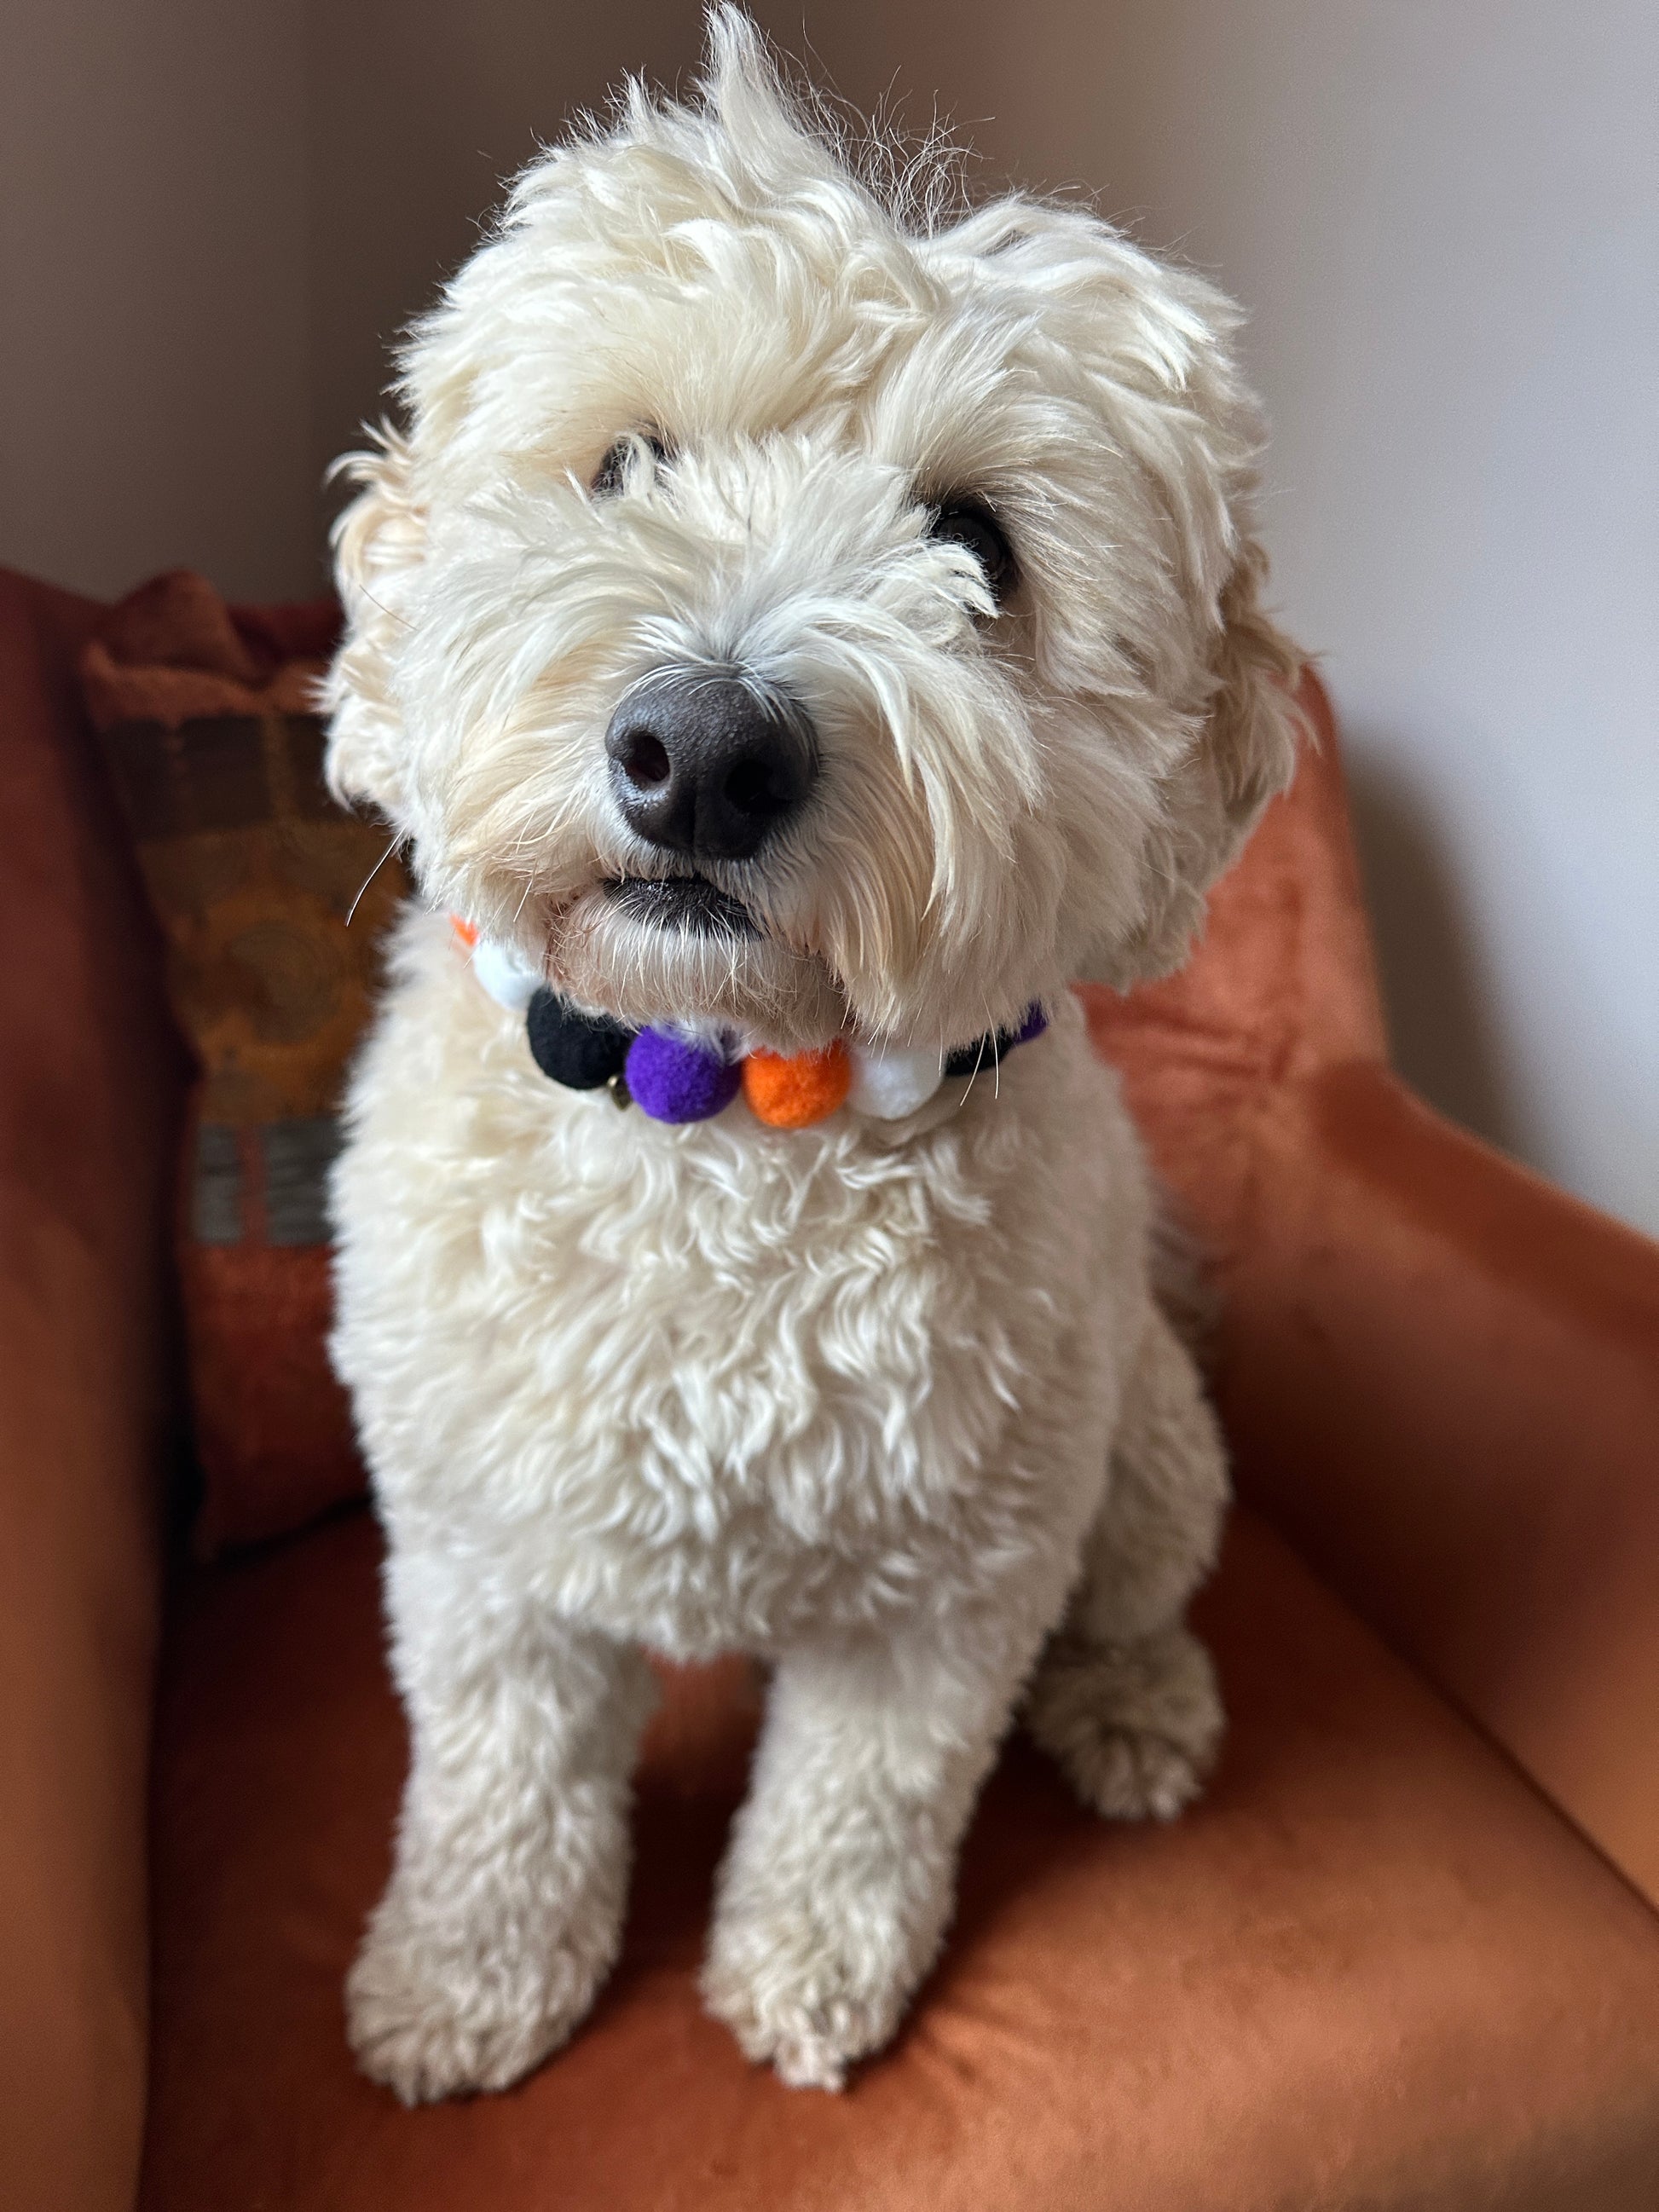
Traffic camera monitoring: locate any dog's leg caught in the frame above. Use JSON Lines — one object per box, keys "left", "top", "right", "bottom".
{"left": 1024, "top": 1302, "right": 1228, "bottom": 1821}
{"left": 347, "top": 1545, "right": 656, "bottom": 2103}
{"left": 702, "top": 1609, "right": 1054, "bottom": 2091}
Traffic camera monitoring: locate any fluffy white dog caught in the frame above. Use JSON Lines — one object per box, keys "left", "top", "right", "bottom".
{"left": 325, "top": 9, "right": 1299, "bottom": 2099}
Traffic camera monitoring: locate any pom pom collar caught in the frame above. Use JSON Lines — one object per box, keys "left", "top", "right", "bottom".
{"left": 453, "top": 917, "right": 1045, "bottom": 1129}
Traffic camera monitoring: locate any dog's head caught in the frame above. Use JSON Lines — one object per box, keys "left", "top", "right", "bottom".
{"left": 327, "top": 9, "right": 1299, "bottom": 1054}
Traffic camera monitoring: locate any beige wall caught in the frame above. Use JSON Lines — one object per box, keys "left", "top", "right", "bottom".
{"left": 790, "top": 1, "right": 1659, "bottom": 1239}
{"left": 4, "top": 2, "right": 1655, "bottom": 1237}
{"left": 1, "top": 0, "right": 318, "bottom": 600}
{"left": 303, "top": 0, "right": 706, "bottom": 500}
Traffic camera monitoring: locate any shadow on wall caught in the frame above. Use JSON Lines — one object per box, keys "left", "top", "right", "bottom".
{"left": 1341, "top": 735, "right": 1524, "bottom": 1165}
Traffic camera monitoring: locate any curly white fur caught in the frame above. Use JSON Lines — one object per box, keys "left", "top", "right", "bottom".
{"left": 326, "top": 9, "right": 1299, "bottom": 2099}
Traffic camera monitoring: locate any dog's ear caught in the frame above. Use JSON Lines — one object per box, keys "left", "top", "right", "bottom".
{"left": 1084, "top": 533, "right": 1302, "bottom": 990}
{"left": 323, "top": 423, "right": 426, "bottom": 828}
{"left": 949, "top": 205, "right": 1304, "bottom": 988}
{"left": 1206, "top": 534, "right": 1304, "bottom": 843}
{"left": 1117, "top": 533, "right": 1304, "bottom": 985}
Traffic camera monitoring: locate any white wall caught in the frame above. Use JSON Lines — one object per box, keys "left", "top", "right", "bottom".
{"left": 4, "top": 1, "right": 1654, "bottom": 1234}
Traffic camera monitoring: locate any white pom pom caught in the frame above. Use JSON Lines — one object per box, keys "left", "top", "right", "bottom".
{"left": 847, "top": 1042, "right": 944, "bottom": 1119}
{"left": 471, "top": 938, "right": 541, "bottom": 1014}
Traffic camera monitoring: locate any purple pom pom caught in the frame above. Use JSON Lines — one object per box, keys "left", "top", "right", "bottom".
{"left": 626, "top": 1028, "right": 741, "bottom": 1123}
{"left": 1013, "top": 1002, "right": 1048, "bottom": 1046}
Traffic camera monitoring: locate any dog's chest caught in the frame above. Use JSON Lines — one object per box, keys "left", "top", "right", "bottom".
{"left": 333, "top": 961, "right": 1136, "bottom": 1652}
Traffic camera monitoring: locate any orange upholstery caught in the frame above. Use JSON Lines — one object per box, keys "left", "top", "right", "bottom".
{"left": 1086, "top": 674, "right": 1659, "bottom": 1906}
{"left": 3, "top": 563, "right": 1658, "bottom": 2209}
{"left": 139, "top": 1510, "right": 1659, "bottom": 2210}
{"left": 0, "top": 574, "right": 186, "bottom": 2212}
{"left": 1216, "top": 1062, "right": 1659, "bottom": 1910}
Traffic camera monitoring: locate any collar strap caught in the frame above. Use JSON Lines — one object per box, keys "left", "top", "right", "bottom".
{"left": 452, "top": 917, "right": 1046, "bottom": 1129}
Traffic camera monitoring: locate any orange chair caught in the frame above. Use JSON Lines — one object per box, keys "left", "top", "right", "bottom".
{"left": 3, "top": 564, "right": 1656, "bottom": 2212}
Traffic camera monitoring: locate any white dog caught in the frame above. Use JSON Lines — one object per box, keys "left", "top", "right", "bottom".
{"left": 324, "top": 9, "right": 1298, "bottom": 2099}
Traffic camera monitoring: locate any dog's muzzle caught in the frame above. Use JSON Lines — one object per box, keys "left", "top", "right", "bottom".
{"left": 604, "top": 669, "right": 818, "bottom": 864}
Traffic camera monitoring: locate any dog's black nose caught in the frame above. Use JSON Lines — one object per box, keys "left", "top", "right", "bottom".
{"left": 605, "top": 673, "right": 816, "bottom": 863}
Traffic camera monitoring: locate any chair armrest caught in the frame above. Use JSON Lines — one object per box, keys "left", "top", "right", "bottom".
{"left": 1216, "top": 1059, "right": 1659, "bottom": 1903}
{"left": 0, "top": 570, "right": 184, "bottom": 2212}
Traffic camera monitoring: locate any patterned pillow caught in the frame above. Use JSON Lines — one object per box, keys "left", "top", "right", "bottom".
{"left": 83, "top": 571, "right": 407, "bottom": 1553}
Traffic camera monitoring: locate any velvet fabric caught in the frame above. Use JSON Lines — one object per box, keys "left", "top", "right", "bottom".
{"left": 0, "top": 572, "right": 186, "bottom": 2212}
{"left": 139, "top": 1506, "right": 1659, "bottom": 2210}
{"left": 1214, "top": 1061, "right": 1659, "bottom": 1911}
{"left": 1083, "top": 673, "right": 1659, "bottom": 1909}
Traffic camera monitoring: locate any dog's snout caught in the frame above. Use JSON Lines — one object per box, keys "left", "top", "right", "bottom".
{"left": 605, "top": 674, "right": 817, "bottom": 863}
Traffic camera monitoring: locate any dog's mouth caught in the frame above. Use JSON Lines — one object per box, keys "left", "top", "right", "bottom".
{"left": 603, "top": 874, "right": 760, "bottom": 939}
{"left": 547, "top": 870, "right": 843, "bottom": 1051}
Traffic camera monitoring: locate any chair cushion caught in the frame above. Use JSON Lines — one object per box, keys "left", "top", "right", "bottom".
{"left": 140, "top": 1509, "right": 1659, "bottom": 2211}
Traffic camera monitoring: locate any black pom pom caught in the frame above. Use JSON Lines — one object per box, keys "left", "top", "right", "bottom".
{"left": 525, "top": 988, "right": 636, "bottom": 1089}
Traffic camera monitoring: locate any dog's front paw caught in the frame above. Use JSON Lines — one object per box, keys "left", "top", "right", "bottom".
{"left": 346, "top": 1887, "right": 611, "bottom": 2104}
{"left": 1025, "top": 1623, "right": 1223, "bottom": 1822}
{"left": 702, "top": 1903, "right": 918, "bottom": 2092}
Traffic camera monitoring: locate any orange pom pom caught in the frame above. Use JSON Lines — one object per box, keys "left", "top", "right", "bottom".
{"left": 742, "top": 1040, "right": 853, "bottom": 1129}
{"left": 449, "top": 915, "right": 479, "bottom": 950}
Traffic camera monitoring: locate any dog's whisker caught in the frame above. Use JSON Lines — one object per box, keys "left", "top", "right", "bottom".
{"left": 346, "top": 834, "right": 403, "bottom": 927}
{"left": 355, "top": 585, "right": 411, "bottom": 632}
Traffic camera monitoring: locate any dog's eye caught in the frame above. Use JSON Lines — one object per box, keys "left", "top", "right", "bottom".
{"left": 928, "top": 498, "right": 1017, "bottom": 610}
{"left": 592, "top": 430, "right": 668, "bottom": 497}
